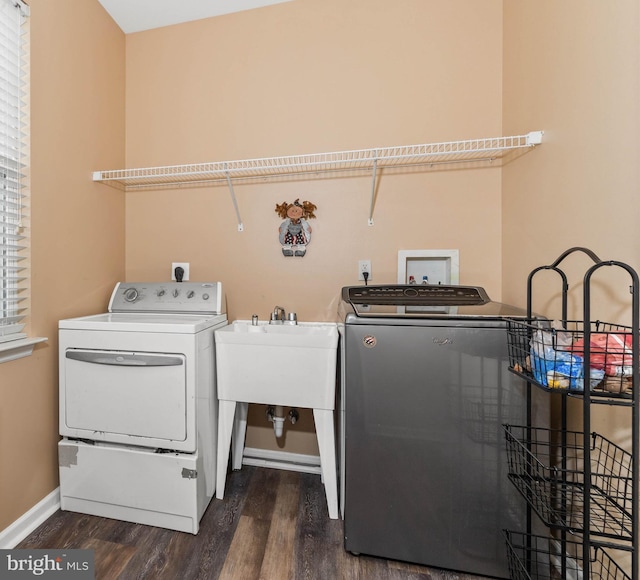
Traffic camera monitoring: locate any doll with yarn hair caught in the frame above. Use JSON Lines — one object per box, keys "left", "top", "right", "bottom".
{"left": 275, "top": 198, "right": 317, "bottom": 257}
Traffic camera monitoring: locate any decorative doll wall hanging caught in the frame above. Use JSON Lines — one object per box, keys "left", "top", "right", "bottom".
{"left": 275, "top": 198, "right": 317, "bottom": 257}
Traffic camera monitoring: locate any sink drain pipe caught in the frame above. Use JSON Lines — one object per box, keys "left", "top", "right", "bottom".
{"left": 266, "top": 405, "right": 285, "bottom": 437}
{"left": 273, "top": 405, "right": 286, "bottom": 437}
{"left": 266, "top": 405, "right": 299, "bottom": 438}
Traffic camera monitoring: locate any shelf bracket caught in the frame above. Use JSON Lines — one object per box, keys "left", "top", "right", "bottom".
{"left": 224, "top": 165, "right": 244, "bottom": 232}
{"left": 368, "top": 156, "right": 378, "bottom": 226}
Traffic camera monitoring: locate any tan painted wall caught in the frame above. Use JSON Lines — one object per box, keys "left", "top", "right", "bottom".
{"left": 502, "top": 0, "right": 639, "bottom": 413}
{"left": 124, "top": 0, "right": 505, "bottom": 453}
{"left": 502, "top": 5, "right": 639, "bottom": 571}
{"left": 0, "top": 1, "right": 125, "bottom": 531}
{"left": 502, "top": 1, "right": 639, "bottom": 314}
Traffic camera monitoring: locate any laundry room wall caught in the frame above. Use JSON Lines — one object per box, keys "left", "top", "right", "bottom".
{"left": 501, "top": 7, "right": 639, "bottom": 573}
{"left": 501, "top": 1, "right": 639, "bottom": 404}
{"left": 123, "top": 0, "right": 505, "bottom": 454}
{"left": 0, "top": 1, "right": 125, "bottom": 533}
{"left": 501, "top": 0, "right": 640, "bottom": 315}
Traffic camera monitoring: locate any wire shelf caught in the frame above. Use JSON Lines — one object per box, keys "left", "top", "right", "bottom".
{"left": 504, "top": 530, "right": 630, "bottom": 580}
{"left": 92, "top": 132, "right": 543, "bottom": 190}
{"left": 506, "top": 318, "right": 634, "bottom": 400}
{"left": 504, "top": 425, "right": 634, "bottom": 540}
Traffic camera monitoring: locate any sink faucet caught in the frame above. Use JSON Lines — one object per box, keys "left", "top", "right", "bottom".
{"left": 270, "top": 305, "right": 286, "bottom": 324}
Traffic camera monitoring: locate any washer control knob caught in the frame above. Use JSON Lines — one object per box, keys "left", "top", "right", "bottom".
{"left": 157, "top": 289, "right": 166, "bottom": 297}
{"left": 187, "top": 291, "right": 195, "bottom": 299}
{"left": 203, "top": 294, "right": 210, "bottom": 300}
{"left": 173, "top": 289, "right": 180, "bottom": 298}
{"left": 123, "top": 288, "right": 139, "bottom": 302}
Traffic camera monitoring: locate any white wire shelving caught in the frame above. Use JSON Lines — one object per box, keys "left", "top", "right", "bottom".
{"left": 93, "top": 131, "right": 543, "bottom": 230}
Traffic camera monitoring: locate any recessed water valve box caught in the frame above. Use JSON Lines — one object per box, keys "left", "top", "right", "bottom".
{"left": 397, "top": 250, "right": 459, "bottom": 286}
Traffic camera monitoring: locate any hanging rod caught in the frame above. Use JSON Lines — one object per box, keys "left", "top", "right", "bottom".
{"left": 92, "top": 131, "right": 543, "bottom": 229}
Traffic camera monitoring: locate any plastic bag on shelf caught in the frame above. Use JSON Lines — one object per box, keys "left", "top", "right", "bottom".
{"left": 528, "top": 322, "right": 587, "bottom": 389}
{"left": 573, "top": 367, "right": 606, "bottom": 391}
{"left": 529, "top": 322, "right": 573, "bottom": 360}
{"left": 530, "top": 329, "right": 555, "bottom": 360}
{"left": 530, "top": 350, "right": 586, "bottom": 389}
{"left": 569, "top": 332, "right": 633, "bottom": 376}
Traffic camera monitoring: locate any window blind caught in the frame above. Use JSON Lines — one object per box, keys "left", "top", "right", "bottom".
{"left": 0, "top": 0, "right": 29, "bottom": 343}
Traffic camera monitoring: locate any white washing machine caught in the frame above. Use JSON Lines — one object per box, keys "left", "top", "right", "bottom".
{"left": 58, "top": 281, "right": 227, "bottom": 534}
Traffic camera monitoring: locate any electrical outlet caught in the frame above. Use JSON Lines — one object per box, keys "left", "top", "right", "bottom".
{"left": 171, "top": 262, "right": 190, "bottom": 281}
{"left": 358, "top": 260, "right": 372, "bottom": 281}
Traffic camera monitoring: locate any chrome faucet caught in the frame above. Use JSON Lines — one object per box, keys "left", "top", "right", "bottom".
{"left": 270, "top": 305, "right": 286, "bottom": 324}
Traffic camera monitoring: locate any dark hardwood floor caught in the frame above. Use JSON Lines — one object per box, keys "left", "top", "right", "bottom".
{"left": 17, "top": 466, "right": 487, "bottom": 579}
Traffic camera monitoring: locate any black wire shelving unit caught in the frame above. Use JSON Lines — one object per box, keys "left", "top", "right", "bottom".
{"left": 503, "top": 247, "right": 639, "bottom": 580}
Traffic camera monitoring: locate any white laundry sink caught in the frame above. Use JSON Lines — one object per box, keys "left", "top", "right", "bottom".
{"left": 215, "top": 319, "right": 341, "bottom": 519}
{"left": 214, "top": 320, "right": 339, "bottom": 409}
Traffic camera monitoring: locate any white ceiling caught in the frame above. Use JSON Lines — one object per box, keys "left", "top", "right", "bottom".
{"left": 97, "top": 0, "right": 294, "bottom": 34}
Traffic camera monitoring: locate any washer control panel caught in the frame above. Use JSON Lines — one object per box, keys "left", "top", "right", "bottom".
{"left": 343, "top": 284, "right": 490, "bottom": 306}
{"left": 109, "top": 281, "right": 224, "bottom": 314}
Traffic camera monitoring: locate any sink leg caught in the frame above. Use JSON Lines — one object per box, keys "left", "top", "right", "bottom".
{"left": 232, "top": 402, "right": 249, "bottom": 470}
{"left": 313, "top": 408, "right": 339, "bottom": 519}
{"left": 216, "top": 400, "right": 237, "bottom": 500}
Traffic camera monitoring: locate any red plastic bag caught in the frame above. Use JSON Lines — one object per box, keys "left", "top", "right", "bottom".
{"left": 569, "top": 332, "right": 633, "bottom": 376}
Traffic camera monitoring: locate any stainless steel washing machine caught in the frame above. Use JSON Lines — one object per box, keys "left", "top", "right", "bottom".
{"left": 340, "top": 284, "right": 547, "bottom": 578}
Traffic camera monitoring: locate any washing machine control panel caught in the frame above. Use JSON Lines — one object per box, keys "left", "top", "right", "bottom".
{"left": 342, "top": 284, "right": 490, "bottom": 306}
{"left": 109, "top": 281, "right": 224, "bottom": 314}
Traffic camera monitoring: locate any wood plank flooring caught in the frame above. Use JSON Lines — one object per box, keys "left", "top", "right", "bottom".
{"left": 17, "top": 466, "right": 487, "bottom": 580}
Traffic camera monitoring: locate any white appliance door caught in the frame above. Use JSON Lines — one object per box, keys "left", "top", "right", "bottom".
{"left": 63, "top": 348, "right": 187, "bottom": 445}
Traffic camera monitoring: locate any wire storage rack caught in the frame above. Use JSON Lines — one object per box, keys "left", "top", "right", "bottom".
{"left": 503, "top": 247, "right": 639, "bottom": 580}
{"left": 507, "top": 319, "right": 634, "bottom": 397}
{"left": 504, "top": 530, "right": 630, "bottom": 580}
{"left": 92, "top": 131, "right": 543, "bottom": 229}
{"left": 92, "top": 132, "right": 543, "bottom": 189}
{"left": 504, "top": 425, "right": 633, "bottom": 539}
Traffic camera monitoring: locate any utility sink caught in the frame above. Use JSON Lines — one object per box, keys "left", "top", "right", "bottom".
{"left": 215, "top": 320, "right": 339, "bottom": 409}
{"left": 215, "top": 319, "right": 340, "bottom": 519}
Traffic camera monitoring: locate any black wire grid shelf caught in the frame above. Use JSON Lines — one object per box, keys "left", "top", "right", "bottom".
{"left": 504, "top": 530, "right": 630, "bottom": 580}
{"left": 504, "top": 425, "right": 633, "bottom": 540}
{"left": 506, "top": 319, "right": 634, "bottom": 399}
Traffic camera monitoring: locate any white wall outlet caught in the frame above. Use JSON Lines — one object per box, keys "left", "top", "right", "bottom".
{"left": 358, "top": 260, "right": 372, "bottom": 281}
{"left": 171, "top": 262, "right": 190, "bottom": 281}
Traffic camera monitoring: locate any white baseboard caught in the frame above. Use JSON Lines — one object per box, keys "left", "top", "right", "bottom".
{"left": 242, "top": 447, "right": 322, "bottom": 475}
{"left": 0, "top": 488, "right": 60, "bottom": 549}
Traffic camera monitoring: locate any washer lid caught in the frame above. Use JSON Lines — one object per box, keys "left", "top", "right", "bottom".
{"left": 340, "top": 284, "right": 526, "bottom": 319}
{"left": 343, "top": 284, "right": 490, "bottom": 306}
{"left": 59, "top": 312, "right": 228, "bottom": 333}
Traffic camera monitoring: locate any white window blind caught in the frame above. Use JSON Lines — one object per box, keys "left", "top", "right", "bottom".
{"left": 0, "top": 0, "right": 29, "bottom": 344}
